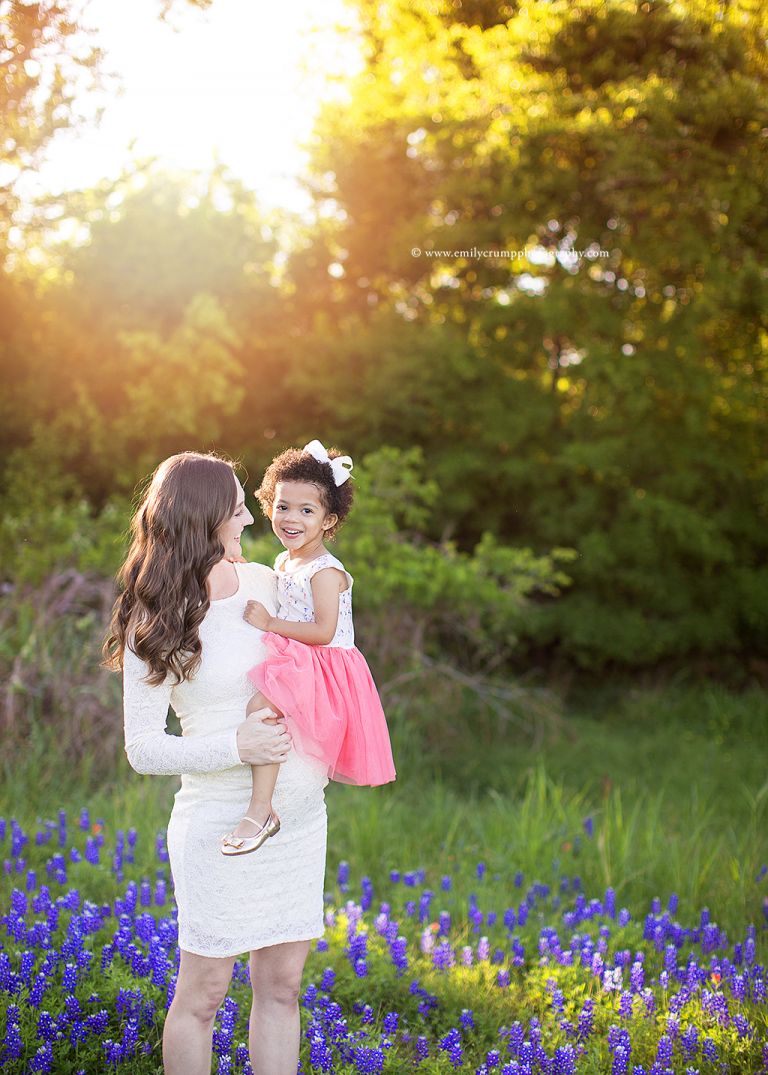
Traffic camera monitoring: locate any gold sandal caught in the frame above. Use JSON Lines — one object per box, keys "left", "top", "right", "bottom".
{"left": 220, "top": 812, "right": 281, "bottom": 856}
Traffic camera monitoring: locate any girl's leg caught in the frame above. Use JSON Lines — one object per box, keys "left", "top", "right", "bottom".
{"left": 230, "top": 691, "right": 281, "bottom": 840}
{"left": 163, "top": 949, "right": 236, "bottom": 1075}
{"left": 248, "top": 939, "right": 311, "bottom": 1074}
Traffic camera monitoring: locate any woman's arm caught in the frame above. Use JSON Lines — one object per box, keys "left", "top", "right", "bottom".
{"left": 123, "top": 644, "right": 242, "bottom": 775}
{"left": 244, "top": 567, "right": 344, "bottom": 646}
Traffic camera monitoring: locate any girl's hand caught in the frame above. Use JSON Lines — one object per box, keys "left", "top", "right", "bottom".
{"left": 244, "top": 600, "right": 273, "bottom": 631}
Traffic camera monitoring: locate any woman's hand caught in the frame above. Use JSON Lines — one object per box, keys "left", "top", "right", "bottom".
{"left": 236, "top": 707, "right": 292, "bottom": 765}
{"left": 244, "top": 600, "right": 273, "bottom": 631}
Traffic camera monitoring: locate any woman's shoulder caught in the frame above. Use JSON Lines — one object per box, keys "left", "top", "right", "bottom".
{"left": 238, "top": 560, "right": 277, "bottom": 593}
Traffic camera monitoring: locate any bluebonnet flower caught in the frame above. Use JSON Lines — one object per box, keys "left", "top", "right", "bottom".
{"left": 441, "top": 875, "right": 452, "bottom": 891}
{"left": 319, "top": 967, "right": 335, "bottom": 992}
{"left": 460, "top": 1009, "right": 475, "bottom": 1030}
{"left": 354, "top": 1046, "right": 384, "bottom": 1072}
{"left": 438, "top": 1027, "right": 464, "bottom": 1068}
{"left": 702, "top": 1038, "right": 717, "bottom": 1063}
{"left": 577, "top": 999, "right": 594, "bottom": 1039}
{"left": 680, "top": 1025, "right": 698, "bottom": 1059}
{"left": 433, "top": 941, "right": 455, "bottom": 971}
{"left": 733, "top": 1013, "right": 752, "bottom": 1038}
{"left": 382, "top": 1011, "right": 398, "bottom": 1033}
{"left": 2, "top": 1018, "right": 23, "bottom": 1062}
{"left": 630, "top": 961, "right": 644, "bottom": 992}
{"left": 612, "top": 1046, "right": 630, "bottom": 1074}
{"left": 655, "top": 1035, "right": 673, "bottom": 1065}
{"left": 553, "top": 1043, "right": 576, "bottom": 1074}
{"left": 307, "top": 1026, "right": 334, "bottom": 1072}
{"left": 618, "top": 991, "right": 634, "bottom": 1019}
{"left": 29, "top": 1043, "right": 54, "bottom": 1073}
{"left": 337, "top": 860, "right": 350, "bottom": 890}
{"left": 583, "top": 817, "right": 594, "bottom": 837}
{"left": 605, "top": 888, "right": 616, "bottom": 918}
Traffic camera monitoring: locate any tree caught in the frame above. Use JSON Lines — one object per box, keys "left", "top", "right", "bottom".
{"left": 0, "top": 0, "right": 102, "bottom": 252}
{"left": 279, "top": 0, "right": 768, "bottom": 670}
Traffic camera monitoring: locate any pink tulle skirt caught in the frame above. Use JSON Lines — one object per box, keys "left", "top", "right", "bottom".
{"left": 248, "top": 634, "right": 396, "bottom": 787}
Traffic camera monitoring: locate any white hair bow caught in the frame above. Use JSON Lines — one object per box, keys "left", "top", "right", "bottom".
{"left": 302, "top": 439, "right": 354, "bottom": 486}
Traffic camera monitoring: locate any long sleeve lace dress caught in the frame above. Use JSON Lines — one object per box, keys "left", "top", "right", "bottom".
{"left": 122, "top": 561, "right": 329, "bottom": 957}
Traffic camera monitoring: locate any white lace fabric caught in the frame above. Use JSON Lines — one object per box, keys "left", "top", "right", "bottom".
{"left": 122, "top": 560, "right": 329, "bottom": 957}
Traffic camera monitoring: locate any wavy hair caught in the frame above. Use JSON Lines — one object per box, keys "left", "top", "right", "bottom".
{"left": 104, "top": 452, "right": 238, "bottom": 685}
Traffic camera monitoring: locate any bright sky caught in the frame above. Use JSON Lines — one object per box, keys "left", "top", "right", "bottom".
{"left": 24, "top": 0, "right": 362, "bottom": 214}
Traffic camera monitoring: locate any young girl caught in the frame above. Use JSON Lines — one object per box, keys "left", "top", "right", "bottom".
{"left": 220, "top": 439, "right": 397, "bottom": 855}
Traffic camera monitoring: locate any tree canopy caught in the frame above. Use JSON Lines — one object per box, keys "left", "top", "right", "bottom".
{"left": 1, "top": 0, "right": 766, "bottom": 676}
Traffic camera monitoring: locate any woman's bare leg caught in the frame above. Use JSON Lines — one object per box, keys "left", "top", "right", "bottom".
{"left": 230, "top": 691, "right": 281, "bottom": 840}
{"left": 248, "top": 939, "right": 311, "bottom": 1075}
{"left": 163, "top": 949, "right": 236, "bottom": 1075}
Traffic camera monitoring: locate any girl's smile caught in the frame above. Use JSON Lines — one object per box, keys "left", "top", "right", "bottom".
{"left": 271, "top": 480, "right": 337, "bottom": 558}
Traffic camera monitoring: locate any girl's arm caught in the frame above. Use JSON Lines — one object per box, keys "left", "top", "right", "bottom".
{"left": 244, "top": 567, "right": 344, "bottom": 646}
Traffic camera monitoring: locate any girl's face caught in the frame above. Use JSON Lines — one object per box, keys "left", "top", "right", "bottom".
{"left": 218, "top": 475, "right": 254, "bottom": 560}
{"left": 271, "top": 480, "right": 336, "bottom": 553}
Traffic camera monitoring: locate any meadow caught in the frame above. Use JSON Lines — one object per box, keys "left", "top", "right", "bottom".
{"left": 2, "top": 0, "right": 766, "bottom": 1069}
{"left": 2, "top": 681, "right": 767, "bottom": 1072}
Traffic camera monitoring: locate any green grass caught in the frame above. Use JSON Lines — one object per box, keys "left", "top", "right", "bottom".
{"left": 2, "top": 681, "right": 768, "bottom": 1071}
{"left": 3, "top": 680, "right": 767, "bottom": 939}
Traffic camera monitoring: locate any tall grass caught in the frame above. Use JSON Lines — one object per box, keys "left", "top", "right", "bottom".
{"left": 1, "top": 571, "right": 766, "bottom": 941}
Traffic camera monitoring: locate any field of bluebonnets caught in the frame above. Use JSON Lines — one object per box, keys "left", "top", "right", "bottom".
{"left": 2, "top": 677, "right": 768, "bottom": 1074}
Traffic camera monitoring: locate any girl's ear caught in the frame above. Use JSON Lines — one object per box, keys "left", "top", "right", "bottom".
{"left": 322, "top": 513, "right": 338, "bottom": 533}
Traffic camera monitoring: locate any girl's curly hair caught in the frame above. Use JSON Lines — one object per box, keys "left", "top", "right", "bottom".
{"left": 256, "top": 446, "right": 354, "bottom": 540}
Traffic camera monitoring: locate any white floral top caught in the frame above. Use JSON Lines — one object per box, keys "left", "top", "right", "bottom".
{"left": 274, "top": 550, "right": 355, "bottom": 649}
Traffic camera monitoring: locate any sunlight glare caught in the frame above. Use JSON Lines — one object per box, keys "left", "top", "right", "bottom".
{"left": 25, "top": 0, "right": 362, "bottom": 213}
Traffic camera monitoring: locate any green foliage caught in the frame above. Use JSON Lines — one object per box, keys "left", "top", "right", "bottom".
{"left": 0, "top": 494, "right": 129, "bottom": 584}
{"left": 244, "top": 446, "right": 575, "bottom": 676}
{"left": 272, "top": 0, "right": 768, "bottom": 672}
{"left": 1, "top": 0, "right": 766, "bottom": 674}
{"left": 0, "top": 1, "right": 101, "bottom": 254}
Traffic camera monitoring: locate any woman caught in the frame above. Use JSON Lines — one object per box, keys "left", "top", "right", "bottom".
{"left": 105, "top": 451, "right": 330, "bottom": 1075}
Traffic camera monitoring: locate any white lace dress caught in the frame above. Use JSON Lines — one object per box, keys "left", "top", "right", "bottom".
{"left": 122, "top": 561, "right": 329, "bottom": 958}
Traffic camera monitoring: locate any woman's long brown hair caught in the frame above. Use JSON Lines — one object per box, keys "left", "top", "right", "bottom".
{"left": 104, "top": 452, "right": 238, "bottom": 685}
